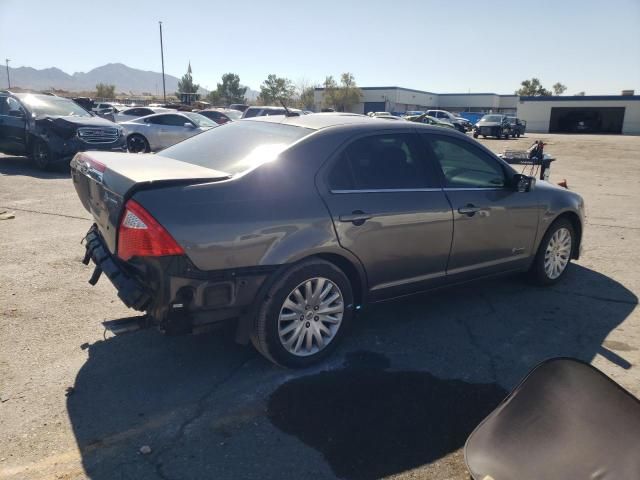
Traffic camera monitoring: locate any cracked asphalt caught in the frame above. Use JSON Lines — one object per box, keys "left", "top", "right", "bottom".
{"left": 1, "top": 133, "right": 639, "bottom": 480}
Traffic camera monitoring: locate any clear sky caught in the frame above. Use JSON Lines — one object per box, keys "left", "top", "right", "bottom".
{"left": 1, "top": 0, "right": 639, "bottom": 95}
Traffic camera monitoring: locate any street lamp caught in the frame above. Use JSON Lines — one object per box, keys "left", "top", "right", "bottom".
{"left": 5, "top": 59, "right": 10, "bottom": 89}
{"left": 159, "top": 22, "right": 166, "bottom": 103}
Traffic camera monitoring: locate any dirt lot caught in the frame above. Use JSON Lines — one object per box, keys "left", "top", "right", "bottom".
{"left": 1, "top": 133, "right": 639, "bottom": 480}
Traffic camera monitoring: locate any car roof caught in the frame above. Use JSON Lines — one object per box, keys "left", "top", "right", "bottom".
{"left": 244, "top": 112, "right": 425, "bottom": 130}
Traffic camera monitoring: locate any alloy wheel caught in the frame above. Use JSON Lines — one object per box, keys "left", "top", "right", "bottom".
{"left": 544, "top": 227, "right": 572, "bottom": 279}
{"left": 277, "top": 277, "right": 344, "bottom": 357}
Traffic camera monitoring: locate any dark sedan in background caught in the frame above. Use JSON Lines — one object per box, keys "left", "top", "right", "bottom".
{"left": 473, "top": 114, "right": 513, "bottom": 139}
{"left": 72, "top": 114, "right": 584, "bottom": 367}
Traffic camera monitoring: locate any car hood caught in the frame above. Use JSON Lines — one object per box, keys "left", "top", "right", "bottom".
{"left": 40, "top": 115, "right": 118, "bottom": 128}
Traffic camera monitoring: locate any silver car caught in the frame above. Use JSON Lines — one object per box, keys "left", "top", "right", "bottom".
{"left": 114, "top": 106, "right": 174, "bottom": 123}
{"left": 122, "top": 112, "right": 217, "bottom": 152}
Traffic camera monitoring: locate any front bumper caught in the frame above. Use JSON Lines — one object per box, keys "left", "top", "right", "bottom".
{"left": 52, "top": 135, "right": 127, "bottom": 164}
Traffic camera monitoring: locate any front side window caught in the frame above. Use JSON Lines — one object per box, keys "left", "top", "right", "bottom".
{"left": 328, "top": 133, "right": 433, "bottom": 191}
{"left": 158, "top": 114, "right": 190, "bottom": 126}
{"left": 427, "top": 135, "right": 506, "bottom": 188}
{"left": 243, "top": 108, "right": 260, "bottom": 118}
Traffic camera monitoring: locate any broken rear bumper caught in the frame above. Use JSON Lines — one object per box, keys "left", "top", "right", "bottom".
{"left": 83, "top": 225, "right": 151, "bottom": 311}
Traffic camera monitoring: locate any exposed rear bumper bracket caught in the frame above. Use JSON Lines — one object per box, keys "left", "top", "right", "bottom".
{"left": 83, "top": 225, "right": 152, "bottom": 311}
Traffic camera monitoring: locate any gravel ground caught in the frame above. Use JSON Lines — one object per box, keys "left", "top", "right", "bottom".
{"left": 1, "top": 133, "right": 639, "bottom": 480}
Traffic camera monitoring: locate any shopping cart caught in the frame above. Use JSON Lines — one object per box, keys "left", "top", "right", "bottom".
{"left": 498, "top": 140, "right": 556, "bottom": 181}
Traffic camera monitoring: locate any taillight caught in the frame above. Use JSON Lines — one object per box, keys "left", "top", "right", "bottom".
{"left": 117, "top": 200, "right": 184, "bottom": 261}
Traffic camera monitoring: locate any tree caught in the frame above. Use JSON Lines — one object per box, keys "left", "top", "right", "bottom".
{"left": 207, "top": 73, "right": 247, "bottom": 105}
{"left": 258, "top": 74, "right": 295, "bottom": 105}
{"left": 322, "top": 76, "right": 339, "bottom": 109}
{"left": 95, "top": 83, "right": 115, "bottom": 99}
{"left": 574, "top": 91, "right": 586, "bottom": 96}
{"left": 322, "top": 73, "right": 362, "bottom": 112}
{"left": 298, "top": 86, "right": 316, "bottom": 110}
{"left": 515, "top": 78, "right": 552, "bottom": 96}
{"left": 177, "top": 62, "right": 200, "bottom": 94}
{"left": 552, "top": 82, "right": 567, "bottom": 95}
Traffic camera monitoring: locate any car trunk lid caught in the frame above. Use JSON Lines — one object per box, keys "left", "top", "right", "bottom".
{"left": 71, "top": 151, "right": 230, "bottom": 254}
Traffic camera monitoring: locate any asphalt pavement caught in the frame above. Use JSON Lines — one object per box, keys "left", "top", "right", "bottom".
{"left": 1, "top": 133, "right": 639, "bottom": 480}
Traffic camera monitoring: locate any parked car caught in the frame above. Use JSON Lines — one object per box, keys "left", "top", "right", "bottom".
{"left": 506, "top": 116, "right": 527, "bottom": 137}
{"left": 115, "top": 106, "right": 173, "bottom": 123}
{"left": 197, "top": 108, "right": 243, "bottom": 125}
{"left": 425, "top": 110, "right": 467, "bottom": 132}
{"left": 456, "top": 117, "right": 474, "bottom": 132}
{"left": 242, "top": 106, "right": 302, "bottom": 118}
{"left": 403, "top": 110, "right": 425, "bottom": 117}
{"left": 122, "top": 111, "right": 217, "bottom": 152}
{"left": 372, "top": 115, "right": 405, "bottom": 121}
{"left": 473, "top": 114, "right": 513, "bottom": 139}
{"left": 73, "top": 114, "right": 584, "bottom": 367}
{"left": 229, "top": 104, "right": 249, "bottom": 112}
{"left": 0, "top": 91, "right": 125, "bottom": 169}
{"left": 405, "top": 113, "right": 456, "bottom": 129}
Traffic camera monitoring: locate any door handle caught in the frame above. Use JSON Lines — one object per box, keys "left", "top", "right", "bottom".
{"left": 339, "top": 211, "right": 372, "bottom": 226}
{"left": 457, "top": 204, "right": 481, "bottom": 216}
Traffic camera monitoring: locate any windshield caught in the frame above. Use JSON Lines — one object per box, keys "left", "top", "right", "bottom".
{"left": 183, "top": 112, "right": 218, "bottom": 128}
{"left": 481, "top": 115, "right": 503, "bottom": 122}
{"left": 159, "top": 121, "right": 312, "bottom": 175}
{"left": 17, "top": 94, "right": 91, "bottom": 118}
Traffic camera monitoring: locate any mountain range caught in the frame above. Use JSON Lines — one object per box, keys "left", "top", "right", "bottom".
{"left": 1, "top": 63, "right": 258, "bottom": 99}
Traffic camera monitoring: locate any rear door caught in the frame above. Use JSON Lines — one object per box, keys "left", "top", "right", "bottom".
{"left": 318, "top": 130, "right": 453, "bottom": 300}
{"left": 423, "top": 133, "right": 540, "bottom": 277}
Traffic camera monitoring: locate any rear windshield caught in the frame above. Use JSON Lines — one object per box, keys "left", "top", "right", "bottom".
{"left": 158, "top": 121, "right": 312, "bottom": 175}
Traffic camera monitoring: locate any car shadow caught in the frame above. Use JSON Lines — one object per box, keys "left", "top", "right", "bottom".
{"left": 0, "top": 155, "right": 70, "bottom": 179}
{"left": 67, "top": 264, "right": 637, "bottom": 479}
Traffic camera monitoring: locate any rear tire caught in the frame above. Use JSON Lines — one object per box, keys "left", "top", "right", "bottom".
{"left": 529, "top": 218, "right": 575, "bottom": 285}
{"left": 127, "top": 134, "right": 150, "bottom": 153}
{"left": 473, "top": 132, "right": 479, "bottom": 138}
{"left": 251, "top": 259, "right": 354, "bottom": 368}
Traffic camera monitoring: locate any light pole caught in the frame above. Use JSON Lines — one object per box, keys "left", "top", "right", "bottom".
{"left": 5, "top": 59, "right": 10, "bottom": 89}
{"left": 159, "top": 21, "right": 166, "bottom": 103}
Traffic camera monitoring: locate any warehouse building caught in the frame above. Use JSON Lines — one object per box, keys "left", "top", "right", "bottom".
{"left": 518, "top": 94, "right": 640, "bottom": 134}
{"left": 313, "top": 86, "right": 516, "bottom": 116}
{"left": 314, "top": 86, "right": 640, "bottom": 134}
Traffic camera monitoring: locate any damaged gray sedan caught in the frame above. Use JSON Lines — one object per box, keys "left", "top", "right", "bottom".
{"left": 72, "top": 114, "right": 585, "bottom": 367}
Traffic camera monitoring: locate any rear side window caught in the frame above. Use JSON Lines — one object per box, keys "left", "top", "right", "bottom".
{"left": 328, "top": 133, "right": 435, "bottom": 191}
{"left": 158, "top": 121, "right": 312, "bottom": 175}
{"left": 426, "top": 135, "right": 506, "bottom": 188}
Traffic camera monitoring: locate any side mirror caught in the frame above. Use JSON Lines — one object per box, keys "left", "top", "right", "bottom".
{"left": 513, "top": 174, "right": 535, "bottom": 192}
{"left": 184, "top": 122, "right": 195, "bottom": 128}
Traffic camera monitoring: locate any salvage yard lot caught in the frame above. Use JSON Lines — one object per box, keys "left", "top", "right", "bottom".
{"left": 1, "top": 133, "right": 639, "bottom": 480}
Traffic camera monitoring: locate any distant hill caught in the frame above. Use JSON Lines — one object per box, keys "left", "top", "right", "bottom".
{"left": 1, "top": 63, "right": 207, "bottom": 96}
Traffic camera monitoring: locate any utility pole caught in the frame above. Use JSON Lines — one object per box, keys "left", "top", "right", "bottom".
{"left": 159, "top": 21, "right": 166, "bottom": 103}
{"left": 5, "top": 59, "right": 10, "bottom": 89}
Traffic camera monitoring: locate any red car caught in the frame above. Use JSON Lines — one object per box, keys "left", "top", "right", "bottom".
{"left": 197, "top": 108, "right": 243, "bottom": 125}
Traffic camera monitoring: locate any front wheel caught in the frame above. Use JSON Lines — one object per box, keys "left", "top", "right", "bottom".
{"left": 31, "top": 140, "right": 54, "bottom": 170}
{"left": 529, "top": 218, "right": 575, "bottom": 285}
{"left": 251, "top": 259, "right": 354, "bottom": 368}
{"left": 473, "top": 132, "right": 479, "bottom": 138}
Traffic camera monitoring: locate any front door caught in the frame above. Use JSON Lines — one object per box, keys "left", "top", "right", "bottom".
{"left": 423, "top": 133, "right": 540, "bottom": 277}
{"left": 0, "top": 96, "right": 27, "bottom": 155}
{"left": 319, "top": 131, "right": 453, "bottom": 300}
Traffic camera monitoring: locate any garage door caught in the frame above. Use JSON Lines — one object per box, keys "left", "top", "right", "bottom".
{"left": 549, "top": 107, "right": 625, "bottom": 134}
{"left": 364, "top": 102, "right": 386, "bottom": 114}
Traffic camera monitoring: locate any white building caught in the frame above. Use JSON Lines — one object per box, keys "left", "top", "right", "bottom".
{"left": 518, "top": 95, "right": 640, "bottom": 134}
{"left": 313, "top": 86, "right": 640, "bottom": 134}
{"left": 313, "top": 86, "right": 517, "bottom": 115}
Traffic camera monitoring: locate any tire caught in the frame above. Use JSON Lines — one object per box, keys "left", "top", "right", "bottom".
{"left": 473, "top": 132, "right": 479, "bottom": 138}
{"left": 529, "top": 218, "right": 575, "bottom": 285}
{"left": 251, "top": 259, "right": 354, "bottom": 368}
{"left": 31, "top": 140, "right": 54, "bottom": 170}
{"left": 127, "top": 134, "right": 150, "bottom": 153}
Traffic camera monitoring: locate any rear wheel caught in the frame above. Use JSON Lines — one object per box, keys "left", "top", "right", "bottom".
{"left": 31, "top": 140, "right": 54, "bottom": 170}
{"left": 473, "top": 132, "right": 479, "bottom": 138}
{"left": 127, "top": 134, "right": 150, "bottom": 153}
{"left": 251, "top": 259, "right": 354, "bottom": 368}
{"left": 529, "top": 218, "right": 575, "bottom": 285}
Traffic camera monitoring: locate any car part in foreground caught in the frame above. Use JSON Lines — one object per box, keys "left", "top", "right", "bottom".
{"left": 465, "top": 358, "right": 640, "bottom": 480}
